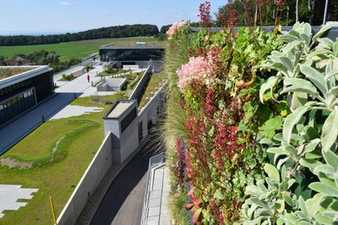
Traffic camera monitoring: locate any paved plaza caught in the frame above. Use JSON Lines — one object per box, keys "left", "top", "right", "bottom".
{"left": 51, "top": 105, "right": 103, "bottom": 120}
{"left": 0, "top": 185, "right": 38, "bottom": 218}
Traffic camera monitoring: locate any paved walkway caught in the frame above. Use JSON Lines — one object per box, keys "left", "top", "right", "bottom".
{"left": 0, "top": 66, "right": 104, "bottom": 154}
{"left": 141, "top": 159, "right": 170, "bottom": 225}
{"left": 0, "top": 185, "right": 38, "bottom": 218}
{"left": 90, "top": 150, "right": 151, "bottom": 225}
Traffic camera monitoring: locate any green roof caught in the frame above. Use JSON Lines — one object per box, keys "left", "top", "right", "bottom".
{"left": 0, "top": 67, "right": 35, "bottom": 80}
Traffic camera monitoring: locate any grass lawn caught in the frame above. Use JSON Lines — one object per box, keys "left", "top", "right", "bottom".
{"left": 0, "top": 93, "right": 126, "bottom": 225}
{"left": 0, "top": 37, "right": 166, "bottom": 61}
{"left": 139, "top": 71, "right": 167, "bottom": 108}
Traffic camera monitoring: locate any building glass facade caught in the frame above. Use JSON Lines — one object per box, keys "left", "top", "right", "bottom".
{"left": 99, "top": 48, "right": 165, "bottom": 62}
{"left": 0, "top": 70, "right": 54, "bottom": 125}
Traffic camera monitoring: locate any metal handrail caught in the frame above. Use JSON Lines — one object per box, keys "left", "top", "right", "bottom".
{"left": 140, "top": 152, "right": 165, "bottom": 225}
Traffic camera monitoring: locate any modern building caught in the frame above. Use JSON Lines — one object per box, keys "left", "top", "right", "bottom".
{"left": 99, "top": 45, "right": 165, "bottom": 72}
{"left": 0, "top": 66, "right": 54, "bottom": 126}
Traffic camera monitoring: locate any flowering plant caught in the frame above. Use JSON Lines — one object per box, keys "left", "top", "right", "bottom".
{"left": 165, "top": 9, "right": 284, "bottom": 223}
{"left": 176, "top": 48, "right": 220, "bottom": 90}
{"left": 166, "top": 21, "right": 188, "bottom": 40}
{"left": 198, "top": 1, "right": 212, "bottom": 27}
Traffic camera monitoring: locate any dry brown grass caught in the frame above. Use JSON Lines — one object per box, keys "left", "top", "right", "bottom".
{"left": 0, "top": 67, "right": 34, "bottom": 80}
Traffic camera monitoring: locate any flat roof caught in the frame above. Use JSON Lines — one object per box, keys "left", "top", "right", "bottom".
{"left": 100, "top": 45, "right": 165, "bottom": 50}
{"left": 107, "top": 101, "right": 134, "bottom": 118}
{"left": 0, "top": 66, "right": 52, "bottom": 90}
{"left": 107, "top": 78, "right": 127, "bottom": 87}
{"left": 0, "top": 67, "right": 35, "bottom": 80}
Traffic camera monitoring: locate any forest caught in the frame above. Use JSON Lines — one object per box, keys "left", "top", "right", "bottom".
{"left": 0, "top": 24, "right": 160, "bottom": 46}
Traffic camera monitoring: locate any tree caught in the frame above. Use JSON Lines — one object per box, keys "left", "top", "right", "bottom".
{"left": 254, "top": 0, "right": 258, "bottom": 26}
{"left": 0, "top": 24, "right": 160, "bottom": 46}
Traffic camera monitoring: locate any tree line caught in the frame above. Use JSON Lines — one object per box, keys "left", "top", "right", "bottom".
{"left": 0, "top": 24, "right": 160, "bottom": 46}
{"left": 216, "top": 0, "right": 337, "bottom": 27}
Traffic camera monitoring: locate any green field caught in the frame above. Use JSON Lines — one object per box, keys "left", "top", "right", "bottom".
{"left": 0, "top": 37, "right": 166, "bottom": 61}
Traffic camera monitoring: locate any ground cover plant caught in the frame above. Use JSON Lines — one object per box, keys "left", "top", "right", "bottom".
{"left": 165, "top": 16, "right": 338, "bottom": 225}
{"left": 242, "top": 22, "right": 338, "bottom": 225}
{"left": 165, "top": 21, "right": 282, "bottom": 224}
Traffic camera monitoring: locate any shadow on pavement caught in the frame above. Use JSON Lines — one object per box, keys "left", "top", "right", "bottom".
{"left": 90, "top": 139, "right": 161, "bottom": 225}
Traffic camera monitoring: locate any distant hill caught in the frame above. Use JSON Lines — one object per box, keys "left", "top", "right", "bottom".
{"left": 0, "top": 24, "right": 159, "bottom": 46}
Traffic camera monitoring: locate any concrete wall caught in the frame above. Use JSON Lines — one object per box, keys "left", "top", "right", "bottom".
{"left": 119, "top": 117, "right": 139, "bottom": 162}
{"left": 102, "top": 84, "right": 166, "bottom": 165}
{"left": 97, "top": 78, "right": 127, "bottom": 92}
{"left": 129, "top": 65, "right": 153, "bottom": 103}
{"left": 57, "top": 133, "right": 113, "bottom": 225}
{"left": 130, "top": 61, "right": 163, "bottom": 73}
{"left": 138, "top": 85, "right": 166, "bottom": 138}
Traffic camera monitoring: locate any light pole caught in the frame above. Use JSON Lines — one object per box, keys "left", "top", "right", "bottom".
{"left": 296, "top": 0, "right": 299, "bottom": 22}
{"left": 323, "top": 0, "right": 329, "bottom": 25}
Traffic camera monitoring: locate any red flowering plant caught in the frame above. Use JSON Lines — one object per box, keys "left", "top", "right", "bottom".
{"left": 198, "top": 1, "right": 212, "bottom": 27}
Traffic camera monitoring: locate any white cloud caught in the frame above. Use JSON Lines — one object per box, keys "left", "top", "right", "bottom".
{"left": 60, "top": 1, "right": 71, "bottom": 6}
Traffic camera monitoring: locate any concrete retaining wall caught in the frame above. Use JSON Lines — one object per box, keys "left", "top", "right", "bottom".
{"left": 57, "top": 133, "right": 113, "bottom": 225}
{"left": 129, "top": 65, "right": 153, "bottom": 103}
{"left": 138, "top": 85, "right": 166, "bottom": 139}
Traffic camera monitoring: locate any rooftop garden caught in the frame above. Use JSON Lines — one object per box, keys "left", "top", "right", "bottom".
{"left": 98, "top": 65, "right": 145, "bottom": 92}
{"left": 165, "top": 1, "right": 338, "bottom": 225}
{"left": 0, "top": 90, "right": 127, "bottom": 224}
{"left": 0, "top": 67, "right": 34, "bottom": 80}
{"left": 139, "top": 71, "right": 167, "bottom": 108}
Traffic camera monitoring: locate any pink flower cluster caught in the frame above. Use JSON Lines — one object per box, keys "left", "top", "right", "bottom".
{"left": 166, "top": 21, "right": 187, "bottom": 40}
{"left": 177, "top": 49, "right": 220, "bottom": 90}
{"left": 275, "top": 0, "right": 285, "bottom": 7}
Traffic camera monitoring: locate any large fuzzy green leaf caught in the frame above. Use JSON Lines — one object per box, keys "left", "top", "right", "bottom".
{"left": 290, "top": 91, "right": 308, "bottom": 111}
{"left": 323, "top": 149, "right": 338, "bottom": 170}
{"left": 282, "top": 78, "right": 319, "bottom": 97}
{"left": 260, "top": 76, "right": 278, "bottom": 103}
{"left": 317, "top": 38, "right": 334, "bottom": 50}
{"left": 264, "top": 164, "right": 280, "bottom": 183}
{"left": 305, "top": 194, "right": 323, "bottom": 218}
{"left": 280, "top": 56, "right": 293, "bottom": 72}
{"left": 333, "top": 41, "right": 338, "bottom": 57}
{"left": 283, "top": 104, "right": 313, "bottom": 144}
{"left": 312, "top": 23, "right": 334, "bottom": 43}
{"left": 303, "top": 139, "right": 320, "bottom": 154}
{"left": 300, "top": 65, "right": 327, "bottom": 96}
{"left": 321, "top": 110, "right": 338, "bottom": 152}
{"left": 309, "top": 179, "right": 338, "bottom": 197}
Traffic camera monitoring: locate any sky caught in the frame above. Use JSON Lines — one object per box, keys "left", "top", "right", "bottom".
{"left": 0, "top": 0, "right": 227, "bottom": 35}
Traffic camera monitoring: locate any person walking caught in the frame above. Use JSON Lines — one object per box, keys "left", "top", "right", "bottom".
{"left": 87, "top": 73, "right": 90, "bottom": 83}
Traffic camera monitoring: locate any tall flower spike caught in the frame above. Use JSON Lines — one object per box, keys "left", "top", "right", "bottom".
{"left": 198, "top": 1, "right": 212, "bottom": 27}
